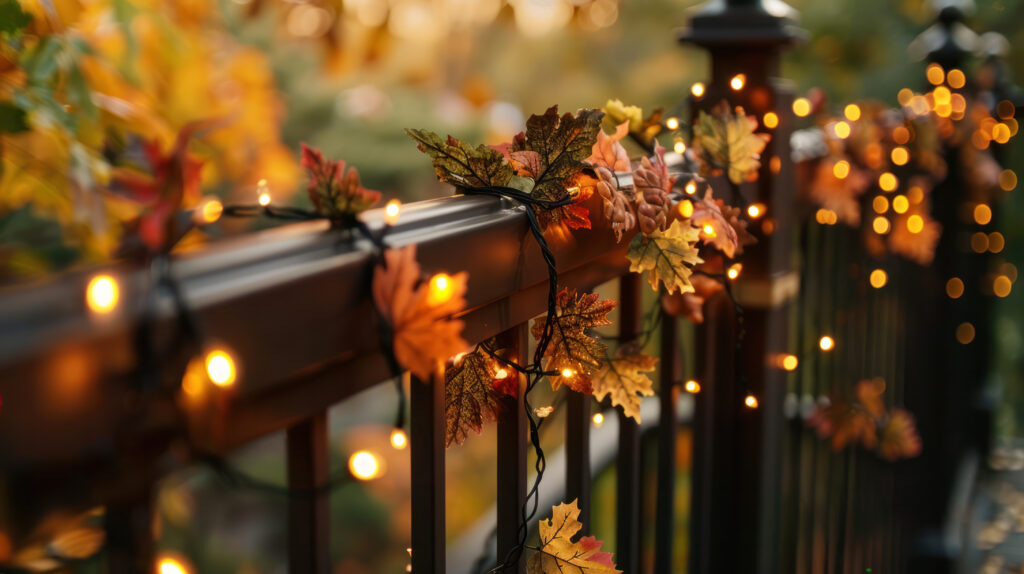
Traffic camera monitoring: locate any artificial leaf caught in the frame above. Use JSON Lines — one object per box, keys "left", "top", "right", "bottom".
{"left": 300, "top": 143, "right": 381, "bottom": 220}
{"left": 690, "top": 188, "right": 740, "bottom": 257}
{"left": 661, "top": 273, "right": 724, "bottom": 323}
{"left": 601, "top": 99, "right": 642, "bottom": 133}
{"left": 808, "top": 157, "right": 870, "bottom": 226}
{"left": 879, "top": 409, "right": 922, "bottom": 461}
{"left": 692, "top": 103, "right": 769, "bottom": 185}
{"left": 627, "top": 219, "right": 702, "bottom": 294}
{"left": 594, "top": 166, "right": 636, "bottom": 242}
{"left": 372, "top": 245, "right": 469, "bottom": 380}
{"left": 407, "top": 129, "right": 513, "bottom": 188}
{"left": 855, "top": 378, "right": 886, "bottom": 419}
{"left": 444, "top": 350, "right": 501, "bottom": 447}
{"left": 530, "top": 288, "right": 616, "bottom": 394}
{"left": 717, "top": 199, "right": 757, "bottom": 255}
{"left": 592, "top": 345, "right": 657, "bottom": 422}
{"left": 633, "top": 142, "right": 675, "bottom": 235}
{"left": 527, "top": 499, "right": 621, "bottom": 574}
{"left": 586, "top": 121, "right": 631, "bottom": 172}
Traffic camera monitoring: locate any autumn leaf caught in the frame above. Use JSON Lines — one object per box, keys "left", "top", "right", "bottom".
{"left": 594, "top": 166, "right": 636, "bottom": 242}
{"left": 627, "top": 219, "right": 702, "bottom": 294}
{"left": 444, "top": 349, "right": 502, "bottom": 447}
{"left": 601, "top": 99, "right": 643, "bottom": 133}
{"left": 586, "top": 121, "right": 631, "bottom": 172}
{"left": 690, "top": 188, "right": 740, "bottom": 257}
{"left": 531, "top": 288, "right": 617, "bottom": 394}
{"left": 406, "top": 129, "right": 514, "bottom": 188}
{"left": 633, "top": 142, "right": 675, "bottom": 235}
{"left": 887, "top": 202, "right": 941, "bottom": 265}
{"left": 527, "top": 499, "right": 621, "bottom": 574}
{"left": 692, "top": 102, "right": 769, "bottom": 185}
{"left": 808, "top": 157, "right": 870, "bottom": 226}
{"left": 717, "top": 198, "right": 757, "bottom": 255}
{"left": 592, "top": 346, "right": 657, "bottom": 423}
{"left": 661, "top": 273, "right": 724, "bottom": 324}
{"left": 300, "top": 143, "right": 381, "bottom": 220}
{"left": 372, "top": 245, "right": 469, "bottom": 380}
{"left": 879, "top": 409, "right": 922, "bottom": 461}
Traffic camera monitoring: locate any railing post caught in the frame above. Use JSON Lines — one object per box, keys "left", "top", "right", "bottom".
{"left": 286, "top": 412, "right": 330, "bottom": 574}
{"left": 615, "top": 273, "right": 643, "bottom": 573}
{"left": 411, "top": 374, "right": 445, "bottom": 573}
{"left": 680, "top": 2, "right": 803, "bottom": 574}
{"left": 496, "top": 326, "right": 529, "bottom": 574}
{"left": 565, "top": 391, "right": 592, "bottom": 531}
{"left": 653, "top": 315, "right": 679, "bottom": 574}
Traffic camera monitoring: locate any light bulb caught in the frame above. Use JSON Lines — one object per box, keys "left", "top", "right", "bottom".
{"left": 86, "top": 274, "right": 120, "bottom": 314}
{"left": 384, "top": 199, "right": 401, "bottom": 226}
{"left": 730, "top": 74, "right": 746, "bottom": 91}
{"left": 205, "top": 349, "right": 237, "bottom": 387}
{"left": 390, "top": 428, "right": 408, "bottom": 450}
{"left": 349, "top": 450, "right": 381, "bottom": 480}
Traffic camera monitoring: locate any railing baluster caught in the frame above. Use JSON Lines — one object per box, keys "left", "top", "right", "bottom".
{"left": 565, "top": 391, "right": 592, "bottom": 531}
{"left": 616, "top": 273, "right": 642, "bottom": 574}
{"left": 411, "top": 374, "right": 445, "bottom": 573}
{"left": 286, "top": 412, "right": 330, "bottom": 574}
{"left": 654, "top": 315, "right": 679, "bottom": 574}
{"left": 496, "top": 325, "right": 529, "bottom": 574}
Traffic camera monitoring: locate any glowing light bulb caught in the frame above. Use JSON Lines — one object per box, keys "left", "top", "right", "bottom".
{"left": 781, "top": 354, "right": 798, "bottom": 371}
{"left": 691, "top": 82, "right": 705, "bottom": 98}
{"left": 158, "top": 557, "right": 190, "bottom": 574}
{"left": 832, "top": 160, "right": 850, "bottom": 180}
{"left": 195, "top": 198, "right": 223, "bottom": 225}
{"left": 906, "top": 214, "right": 924, "bottom": 234}
{"left": 892, "top": 195, "right": 909, "bottom": 214}
{"left": 685, "top": 181, "right": 697, "bottom": 195}
{"left": 561, "top": 368, "right": 575, "bottom": 379}
{"left": 834, "top": 121, "right": 851, "bottom": 139}
{"left": 685, "top": 380, "right": 701, "bottom": 394}
{"left": 390, "top": 428, "right": 408, "bottom": 450}
{"left": 926, "top": 63, "right": 944, "bottom": 86}
{"left": 384, "top": 199, "right": 401, "bottom": 226}
{"left": 349, "top": 450, "right": 380, "bottom": 480}
{"left": 427, "top": 273, "right": 453, "bottom": 306}
{"left": 973, "top": 204, "right": 992, "bottom": 225}
{"left": 86, "top": 274, "right": 120, "bottom": 314}
{"left": 205, "top": 349, "right": 237, "bottom": 387}
{"left": 869, "top": 269, "right": 887, "bottom": 288}
{"left": 994, "top": 275, "right": 1012, "bottom": 298}
{"left": 955, "top": 322, "right": 975, "bottom": 345}
{"left": 873, "top": 216, "right": 890, "bottom": 235}
{"left": 592, "top": 413, "right": 604, "bottom": 427}
{"left": 666, "top": 117, "right": 680, "bottom": 130}
{"left": 679, "top": 199, "right": 694, "bottom": 218}
{"left": 673, "top": 139, "right": 686, "bottom": 154}
{"left": 819, "top": 336, "right": 834, "bottom": 351}
{"left": 947, "top": 69, "right": 966, "bottom": 89}
{"left": 844, "top": 104, "right": 861, "bottom": 122}
{"left": 793, "top": 97, "right": 811, "bottom": 117}
{"left": 257, "top": 179, "right": 271, "bottom": 206}
{"left": 763, "top": 112, "right": 779, "bottom": 129}
{"left": 946, "top": 277, "right": 964, "bottom": 299}
{"left": 702, "top": 224, "right": 716, "bottom": 237}
{"left": 744, "top": 394, "right": 759, "bottom": 408}
{"left": 495, "top": 368, "right": 509, "bottom": 379}
{"left": 891, "top": 147, "right": 909, "bottom": 166}
{"left": 873, "top": 196, "right": 889, "bottom": 214}
{"left": 730, "top": 74, "right": 746, "bottom": 91}
{"left": 747, "top": 203, "right": 765, "bottom": 218}
{"left": 727, "top": 263, "right": 742, "bottom": 280}
{"left": 879, "top": 172, "right": 898, "bottom": 192}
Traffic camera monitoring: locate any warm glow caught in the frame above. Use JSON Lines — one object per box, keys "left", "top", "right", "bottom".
{"left": 989, "top": 232, "right": 1005, "bottom": 253}
{"left": 691, "top": 83, "right": 706, "bottom": 98}
{"left": 906, "top": 214, "right": 924, "bottom": 234}
{"left": 833, "top": 121, "right": 851, "bottom": 139}
{"left": 702, "top": 224, "right": 716, "bottom": 237}
{"left": 997, "top": 100, "right": 1016, "bottom": 120}
{"left": 971, "top": 232, "right": 989, "bottom": 253}
{"left": 384, "top": 199, "right": 402, "bottom": 226}
{"left": 158, "top": 557, "right": 190, "bottom": 574}
{"left": 879, "top": 172, "right": 898, "bottom": 192}
{"left": 946, "top": 277, "right": 964, "bottom": 299}
{"left": 730, "top": 74, "right": 746, "bottom": 91}
{"left": 815, "top": 209, "right": 838, "bottom": 226}
{"left": 926, "top": 63, "right": 944, "bottom": 85}
{"left": 747, "top": 203, "right": 765, "bottom": 219}
{"left": 390, "top": 428, "right": 408, "bottom": 450}
{"left": 973, "top": 204, "right": 992, "bottom": 225}
{"left": 893, "top": 126, "right": 911, "bottom": 144}
{"left": 819, "top": 336, "right": 835, "bottom": 351}
{"left": 685, "top": 380, "right": 701, "bottom": 394}
{"left": 744, "top": 394, "right": 759, "bottom": 408}
{"left": 897, "top": 88, "right": 914, "bottom": 107}
{"left": 679, "top": 199, "right": 694, "bottom": 218}
{"left": 994, "top": 275, "right": 1012, "bottom": 298}
{"left": 832, "top": 160, "right": 850, "bottom": 180}
{"left": 892, "top": 195, "right": 909, "bottom": 214}
{"left": 873, "top": 196, "right": 889, "bottom": 213}
{"left": 844, "top": 104, "right": 861, "bottom": 122}
{"left": 727, "top": 263, "right": 742, "bottom": 280}
{"left": 349, "top": 450, "right": 381, "bottom": 480}
{"left": 763, "top": 112, "right": 779, "bottom": 129}
{"left": 495, "top": 368, "right": 509, "bottom": 379}
{"left": 685, "top": 181, "right": 697, "bottom": 195}
{"left": 674, "top": 139, "right": 687, "bottom": 154}
{"left": 947, "top": 69, "right": 966, "bottom": 89}
{"left": 933, "top": 86, "right": 951, "bottom": 106}
{"left": 666, "top": 117, "right": 680, "bottom": 130}
{"left": 86, "top": 275, "right": 120, "bottom": 314}
{"left": 891, "top": 147, "right": 909, "bottom": 166}
{"left": 872, "top": 216, "right": 890, "bottom": 235}
{"left": 592, "top": 413, "right": 604, "bottom": 427}
{"left": 197, "top": 198, "right": 224, "bottom": 224}
{"left": 257, "top": 179, "right": 271, "bottom": 206}
{"left": 869, "top": 269, "right": 888, "bottom": 288}
{"left": 781, "top": 354, "right": 798, "bottom": 371}
{"left": 427, "top": 273, "right": 453, "bottom": 306}
{"left": 993, "top": 123, "right": 1012, "bottom": 144}
{"left": 956, "top": 322, "right": 975, "bottom": 345}
{"left": 999, "top": 169, "right": 1017, "bottom": 191}
{"left": 205, "top": 349, "right": 237, "bottom": 387}
{"left": 908, "top": 186, "right": 925, "bottom": 204}
{"left": 561, "top": 368, "right": 575, "bottom": 379}
{"left": 793, "top": 98, "right": 811, "bottom": 117}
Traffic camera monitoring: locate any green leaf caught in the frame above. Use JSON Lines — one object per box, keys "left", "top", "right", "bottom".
{"left": 26, "top": 37, "right": 62, "bottom": 84}
{"left": 626, "top": 219, "right": 702, "bottom": 294}
{"left": 0, "top": 102, "right": 28, "bottom": 133}
{"left": 406, "top": 128, "right": 513, "bottom": 188}
{"left": 0, "top": 0, "right": 31, "bottom": 34}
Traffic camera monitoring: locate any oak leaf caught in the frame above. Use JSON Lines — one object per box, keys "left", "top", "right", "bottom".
{"left": 372, "top": 245, "right": 469, "bottom": 380}
{"left": 406, "top": 129, "right": 514, "bottom": 188}
{"left": 530, "top": 288, "right": 616, "bottom": 394}
{"left": 627, "top": 219, "right": 702, "bottom": 294}
{"left": 692, "top": 103, "right": 769, "bottom": 185}
{"left": 592, "top": 346, "right": 657, "bottom": 423}
{"left": 594, "top": 166, "right": 636, "bottom": 242}
{"left": 633, "top": 143, "right": 675, "bottom": 235}
{"left": 690, "top": 188, "right": 740, "bottom": 257}
{"left": 444, "top": 350, "right": 502, "bottom": 447}
{"left": 528, "top": 499, "right": 621, "bottom": 574}
{"left": 300, "top": 143, "right": 381, "bottom": 220}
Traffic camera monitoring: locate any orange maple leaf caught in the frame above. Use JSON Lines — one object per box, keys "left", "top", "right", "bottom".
{"left": 530, "top": 288, "right": 616, "bottom": 394}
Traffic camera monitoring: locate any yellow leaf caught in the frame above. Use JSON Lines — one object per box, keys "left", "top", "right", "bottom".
{"left": 692, "top": 103, "right": 769, "bottom": 185}
{"left": 527, "top": 499, "right": 621, "bottom": 574}
{"left": 626, "top": 219, "right": 702, "bottom": 294}
{"left": 592, "top": 346, "right": 657, "bottom": 423}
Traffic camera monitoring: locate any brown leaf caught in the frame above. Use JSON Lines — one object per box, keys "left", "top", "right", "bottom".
{"left": 444, "top": 350, "right": 502, "bottom": 447}
{"left": 531, "top": 288, "right": 616, "bottom": 394}
{"left": 586, "top": 121, "right": 631, "bottom": 172}
{"left": 406, "top": 129, "right": 513, "bottom": 188}
{"left": 879, "top": 409, "right": 922, "bottom": 461}
{"left": 690, "top": 188, "right": 740, "bottom": 257}
{"left": 634, "top": 142, "right": 675, "bottom": 235}
{"left": 300, "top": 143, "right": 382, "bottom": 220}
{"left": 595, "top": 166, "right": 636, "bottom": 242}
{"left": 372, "top": 245, "right": 469, "bottom": 380}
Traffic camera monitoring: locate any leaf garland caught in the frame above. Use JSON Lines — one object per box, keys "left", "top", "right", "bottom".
{"left": 530, "top": 288, "right": 617, "bottom": 394}
{"left": 627, "top": 219, "right": 702, "bottom": 294}
{"left": 633, "top": 143, "right": 675, "bottom": 235}
{"left": 594, "top": 166, "right": 636, "bottom": 242}
{"left": 690, "top": 187, "right": 740, "bottom": 257}
{"left": 300, "top": 143, "right": 382, "bottom": 220}
{"left": 592, "top": 345, "right": 657, "bottom": 423}
{"left": 692, "top": 102, "right": 770, "bottom": 185}
{"left": 444, "top": 349, "right": 503, "bottom": 447}
{"left": 405, "top": 129, "right": 514, "bottom": 188}
{"left": 528, "top": 499, "right": 621, "bottom": 574}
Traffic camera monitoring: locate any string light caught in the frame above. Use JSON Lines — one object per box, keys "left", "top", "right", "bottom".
{"left": 872, "top": 217, "right": 890, "bottom": 235}
{"left": 834, "top": 121, "right": 851, "bottom": 139}
{"left": 747, "top": 203, "right": 765, "bottom": 219}
{"left": 974, "top": 204, "right": 992, "bottom": 225}
{"left": 702, "top": 224, "right": 716, "bottom": 237}
{"left": 844, "top": 104, "right": 861, "bottom": 122}
{"left": 926, "top": 63, "right": 944, "bottom": 85}
{"left": 869, "top": 269, "right": 887, "bottom": 288}
{"left": 390, "top": 428, "right": 408, "bottom": 450}
{"left": 195, "top": 197, "right": 224, "bottom": 225}
{"left": 427, "top": 273, "right": 453, "bottom": 306}
{"left": 955, "top": 322, "right": 975, "bottom": 345}
{"left": 727, "top": 263, "right": 742, "bottom": 280}
{"left": 348, "top": 450, "right": 381, "bottom": 480}
{"left": 947, "top": 69, "right": 966, "bottom": 89}
{"left": 994, "top": 275, "right": 1012, "bottom": 298}
{"left": 892, "top": 195, "right": 908, "bottom": 213}
{"left": 205, "top": 349, "right": 237, "bottom": 387}
{"left": 781, "top": 354, "right": 798, "bottom": 371}
{"left": 906, "top": 214, "right": 924, "bottom": 234}
{"left": 793, "top": 98, "right": 811, "bottom": 117}
{"left": 879, "top": 172, "right": 898, "bottom": 192}
{"left": 997, "top": 100, "right": 1016, "bottom": 120}
{"left": 86, "top": 274, "right": 120, "bottom": 314}
{"left": 873, "top": 196, "right": 889, "bottom": 213}
{"left": 666, "top": 117, "right": 680, "bottom": 130}
{"left": 819, "top": 336, "right": 835, "bottom": 351}
{"left": 946, "top": 277, "right": 964, "bottom": 299}
{"left": 833, "top": 160, "right": 850, "bottom": 180}
{"left": 685, "top": 380, "right": 701, "bottom": 394}
{"left": 989, "top": 232, "right": 1005, "bottom": 253}
{"left": 691, "top": 82, "right": 705, "bottom": 98}
{"left": 999, "top": 169, "right": 1017, "bottom": 191}
{"left": 384, "top": 199, "right": 402, "bottom": 225}
{"left": 679, "top": 199, "right": 694, "bottom": 218}
{"left": 744, "top": 394, "right": 759, "bottom": 408}
{"left": 592, "top": 413, "right": 604, "bottom": 427}
{"left": 673, "top": 139, "right": 686, "bottom": 154}
{"left": 257, "top": 179, "right": 271, "bottom": 206}
{"left": 763, "top": 112, "right": 779, "bottom": 129}
{"left": 685, "top": 181, "right": 697, "bottom": 195}
{"left": 891, "top": 147, "right": 909, "bottom": 166}
{"left": 893, "top": 126, "right": 911, "bottom": 144}
{"left": 495, "top": 368, "right": 509, "bottom": 379}
{"left": 561, "top": 368, "right": 575, "bottom": 379}
{"left": 157, "top": 556, "right": 191, "bottom": 574}
{"left": 730, "top": 74, "right": 746, "bottom": 91}
{"left": 897, "top": 88, "right": 914, "bottom": 107}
